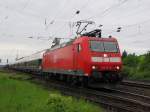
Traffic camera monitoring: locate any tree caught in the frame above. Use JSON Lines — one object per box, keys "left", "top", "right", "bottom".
{"left": 122, "top": 50, "right": 128, "bottom": 59}
{"left": 123, "top": 53, "right": 139, "bottom": 67}
{"left": 139, "top": 51, "right": 150, "bottom": 71}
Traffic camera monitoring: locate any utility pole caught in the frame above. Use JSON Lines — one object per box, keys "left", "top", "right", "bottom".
{"left": 6, "top": 59, "right": 8, "bottom": 64}
{"left": 16, "top": 50, "right": 19, "bottom": 61}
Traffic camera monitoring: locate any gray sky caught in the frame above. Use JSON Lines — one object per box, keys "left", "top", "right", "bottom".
{"left": 0, "top": 0, "right": 150, "bottom": 64}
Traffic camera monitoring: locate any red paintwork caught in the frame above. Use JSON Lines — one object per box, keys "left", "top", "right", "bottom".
{"left": 42, "top": 36, "right": 122, "bottom": 77}
{"left": 43, "top": 44, "right": 74, "bottom": 71}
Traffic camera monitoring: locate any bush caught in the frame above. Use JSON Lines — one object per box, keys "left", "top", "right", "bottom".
{"left": 121, "top": 51, "right": 150, "bottom": 80}
{"left": 131, "top": 71, "right": 150, "bottom": 80}
{"left": 45, "top": 93, "right": 101, "bottom": 112}
{"left": 121, "top": 66, "right": 150, "bottom": 80}
{"left": 121, "top": 66, "right": 136, "bottom": 77}
{"left": 46, "top": 93, "right": 67, "bottom": 112}
{"left": 121, "top": 66, "right": 131, "bottom": 77}
{"left": 123, "top": 54, "right": 139, "bottom": 67}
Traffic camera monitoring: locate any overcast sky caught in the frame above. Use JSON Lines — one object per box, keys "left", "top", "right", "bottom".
{"left": 0, "top": 0, "right": 150, "bottom": 64}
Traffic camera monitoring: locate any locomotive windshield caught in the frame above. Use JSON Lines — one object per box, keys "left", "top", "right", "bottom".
{"left": 90, "top": 41, "right": 118, "bottom": 52}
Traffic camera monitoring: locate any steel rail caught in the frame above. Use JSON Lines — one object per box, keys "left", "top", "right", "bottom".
{"left": 91, "top": 86, "right": 150, "bottom": 104}
{"left": 122, "top": 80, "right": 150, "bottom": 89}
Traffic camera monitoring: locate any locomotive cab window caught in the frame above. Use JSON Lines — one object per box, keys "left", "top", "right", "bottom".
{"left": 77, "top": 44, "right": 82, "bottom": 52}
{"left": 90, "top": 41, "right": 104, "bottom": 52}
{"left": 103, "top": 42, "right": 118, "bottom": 52}
{"left": 90, "top": 41, "right": 118, "bottom": 52}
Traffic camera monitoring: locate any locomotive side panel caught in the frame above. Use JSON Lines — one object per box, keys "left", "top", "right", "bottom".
{"left": 73, "top": 38, "right": 91, "bottom": 76}
{"left": 42, "top": 44, "right": 75, "bottom": 75}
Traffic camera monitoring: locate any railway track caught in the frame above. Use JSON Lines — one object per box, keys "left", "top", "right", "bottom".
{"left": 30, "top": 76, "right": 150, "bottom": 112}
{"left": 48, "top": 82, "right": 150, "bottom": 112}
{"left": 91, "top": 86, "right": 150, "bottom": 105}
{"left": 122, "top": 80, "right": 150, "bottom": 89}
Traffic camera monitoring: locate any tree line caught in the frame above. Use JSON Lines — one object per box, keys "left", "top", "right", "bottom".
{"left": 121, "top": 50, "right": 150, "bottom": 80}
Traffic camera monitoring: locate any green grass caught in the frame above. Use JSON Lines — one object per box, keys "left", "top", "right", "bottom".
{"left": 0, "top": 70, "right": 102, "bottom": 112}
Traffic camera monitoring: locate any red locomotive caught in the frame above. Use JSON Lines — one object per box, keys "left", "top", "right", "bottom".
{"left": 9, "top": 29, "right": 122, "bottom": 84}
{"left": 42, "top": 29, "right": 122, "bottom": 84}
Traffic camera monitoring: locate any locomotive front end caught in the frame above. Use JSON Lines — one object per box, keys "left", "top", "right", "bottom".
{"left": 89, "top": 38, "right": 122, "bottom": 82}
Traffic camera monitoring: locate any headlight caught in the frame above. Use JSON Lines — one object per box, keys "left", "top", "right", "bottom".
{"left": 116, "top": 66, "right": 120, "bottom": 70}
{"left": 92, "top": 66, "right": 96, "bottom": 69}
{"left": 104, "top": 54, "right": 107, "bottom": 57}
